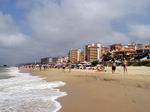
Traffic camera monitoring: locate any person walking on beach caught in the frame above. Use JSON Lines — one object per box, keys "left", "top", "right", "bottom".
{"left": 39, "top": 64, "right": 42, "bottom": 71}
{"left": 111, "top": 59, "right": 116, "bottom": 74}
{"left": 62, "top": 64, "right": 66, "bottom": 72}
{"left": 68, "top": 62, "right": 72, "bottom": 72}
{"left": 123, "top": 58, "right": 128, "bottom": 73}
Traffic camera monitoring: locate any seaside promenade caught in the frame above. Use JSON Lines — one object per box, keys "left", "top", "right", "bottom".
{"left": 21, "top": 66, "right": 150, "bottom": 112}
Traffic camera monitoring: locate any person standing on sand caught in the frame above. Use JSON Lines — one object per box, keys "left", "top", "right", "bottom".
{"left": 111, "top": 58, "right": 116, "bottom": 74}
{"left": 112, "top": 61, "right": 116, "bottom": 74}
{"left": 68, "top": 62, "right": 72, "bottom": 72}
{"left": 62, "top": 64, "right": 66, "bottom": 72}
{"left": 123, "top": 58, "right": 128, "bottom": 73}
{"left": 39, "top": 64, "right": 42, "bottom": 71}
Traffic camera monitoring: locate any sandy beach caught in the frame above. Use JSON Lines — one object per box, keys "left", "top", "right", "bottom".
{"left": 23, "top": 66, "right": 150, "bottom": 112}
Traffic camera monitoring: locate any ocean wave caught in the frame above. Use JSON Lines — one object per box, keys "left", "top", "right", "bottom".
{"left": 0, "top": 67, "right": 67, "bottom": 112}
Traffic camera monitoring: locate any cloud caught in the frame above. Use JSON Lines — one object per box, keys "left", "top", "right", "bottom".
{"left": 0, "top": 12, "right": 18, "bottom": 34}
{"left": 26, "top": 0, "right": 124, "bottom": 43}
{"left": 0, "top": 0, "right": 150, "bottom": 64}
{"left": 0, "top": 12, "right": 27, "bottom": 47}
{"left": 129, "top": 24, "right": 150, "bottom": 39}
{"left": 0, "top": 33, "right": 27, "bottom": 47}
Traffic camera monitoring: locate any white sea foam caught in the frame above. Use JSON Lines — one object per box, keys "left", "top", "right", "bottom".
{"left": 0, "top": 67, "right": 67, "bottom": 112}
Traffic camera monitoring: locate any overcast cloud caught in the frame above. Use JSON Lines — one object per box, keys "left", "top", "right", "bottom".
{"left": 0, "top": 0, "right": 150, "bottom": 65}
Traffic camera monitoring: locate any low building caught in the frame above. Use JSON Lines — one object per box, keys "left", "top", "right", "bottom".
{"left": 113, "top": 48, "right": 136, "bottom": 56}
{"left": 52, "top": 57, "right": 59, "bottom": 64}
{"left": 41, "top": 57, "right": 64, "bottom": 64}
{"left": 111, "top": 43, "right": 136, "bottom": 58}
{"left": 110, "top": 44, "right": 123, "bottom": 51}
{"left": 136, "top": 48, "right": 150, "bottom": 54}
{"left": 41, "top": 57, "right": 53, "bottom": 64}
{"left": 145, "top": 44, "right": 150, "bottom": 49}
{"left": 101, "top": 46, "right": 110, "bottom": 55}
{"left": 57, "top": 56, "right": 68, "bottom": 64}
{"left": 135, "top": 44, "right": 144, "bottom": 50}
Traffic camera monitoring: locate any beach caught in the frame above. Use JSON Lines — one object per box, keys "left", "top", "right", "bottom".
{"left": 24, "top": 66, "right": 150, "bottom": 112}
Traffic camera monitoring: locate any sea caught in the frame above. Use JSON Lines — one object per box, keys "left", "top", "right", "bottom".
{"left": 0, "top": 67, "right": 67, "bottom": 112}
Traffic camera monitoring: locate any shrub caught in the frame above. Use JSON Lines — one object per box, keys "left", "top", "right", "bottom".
{"left": 91, "top": 60, "right": 99, "bottom": 66}
{"left": 130, "top": 60, "right": 150, "bottom": 67}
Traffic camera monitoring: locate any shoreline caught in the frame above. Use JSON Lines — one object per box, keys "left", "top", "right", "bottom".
{"left": 21, "top": 67, "right": 150, "bottom": 112}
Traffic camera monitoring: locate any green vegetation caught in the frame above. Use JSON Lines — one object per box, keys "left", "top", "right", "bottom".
{"left": 91, "top": 60, "right": 99, "bottom": 66}
{"left": 129, "top": 61, "right": 150, "bottom": 67}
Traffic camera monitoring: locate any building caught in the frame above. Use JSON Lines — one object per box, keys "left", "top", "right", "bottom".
{"left": 113, "top": 48, "right": 136, "bottom": 56}
{"left": 110, "top": 44, "right": 123, "bottom": 51}
{"left": 41, "top": 57, "right": 53, "bottom": 64}
{"left": 101, "top": 46, "right": 110, "bottom": 55}
{"left": 52, "top": 57, "right": 59, "bottom": 64}
{"left": 80, "top": 51, "right": 85, "bottom": 62}
{"left": 41, "top": 57, "right": 63, "bottom": 64}
{"left": 126, "top": 42, "right": 144, "bottom": 50}
{"left": 84, "top": 43, "right": 102, "bottom": 62}
{"left": 57, "top": 56, "right": 68, "bottom": 64}
{"left": 145, "top": 44, "right": 150, "bottom": 49}
{"left": 110, "top": 43, "right": 136, "bottom": 57}
{"left": 69, "top": 49, "right": 81, "bottom": 64}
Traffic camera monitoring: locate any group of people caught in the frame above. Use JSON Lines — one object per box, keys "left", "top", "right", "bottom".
{"left": 19, "top": 64, "right": 52, "bottom": 71}
{"left": 19, "top": 59, "right": 128, "bottom": 74}
{"left": 111, "top": 58, "right": 128, "bottom": 74}
{"left": 19, "top": 63, "right": 73, "bottom": 71}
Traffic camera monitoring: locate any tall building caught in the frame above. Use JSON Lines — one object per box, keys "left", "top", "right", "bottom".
{"left": 69, "top": 49, "right": 81, "bottom": 64}
{"left": 84, "top": 43, "right": 102, "bottom": 62}
{"left": 80, "top": 51, "right": 85, "bottom": 62}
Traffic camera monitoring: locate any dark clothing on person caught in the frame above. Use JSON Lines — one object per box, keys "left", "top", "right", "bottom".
{"left": 112, "top": 62, "right": 116, "bottom": 73}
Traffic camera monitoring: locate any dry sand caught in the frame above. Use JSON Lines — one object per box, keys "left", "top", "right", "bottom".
{"left": 22, "top": 66, "right": 150, "bottom": 112}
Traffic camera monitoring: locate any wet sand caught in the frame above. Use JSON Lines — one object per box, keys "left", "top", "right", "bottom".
{"left": 22, "top": 66, "right": 150, "bottom": 112}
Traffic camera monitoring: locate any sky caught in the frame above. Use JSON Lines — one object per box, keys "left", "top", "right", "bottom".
{"left": 0, "top": 0, "right": 150, "bottom": 65}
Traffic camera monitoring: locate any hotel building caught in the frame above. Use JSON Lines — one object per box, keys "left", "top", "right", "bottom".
{"left": 84, "top": 43, "right": 102, "bottom": 62}
{"left": 69, "top": 49, "right": 82, "bottom": 64}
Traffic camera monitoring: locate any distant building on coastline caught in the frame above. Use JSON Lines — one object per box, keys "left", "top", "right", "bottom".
{"left": 68, "top": 49, "right": 82, "bottom": 64}
{"left": 110, "top": 43, "right": 123, "bottom": 51}
{"left": 40, "top": 42, "right": 150, "bottom": 65}
{"left": 51, "top": 57, "right": 60, "bottom": 64}
{"left": 101, "top": 46, "right": 110, "bottom": 55}
{"left": 136, "top": 44, "right": 150, "bottom": 54}
{"left": 135, "top": 43, "right": 144, "bottom": 50}
{"left": 145, "top": 44, "right": 150, "bottom": 49}
{"left": 57, "top": 56, "right": 68, "bottom": 64}
{"left": 136, "top": 48, "right": 150, "bottom": 54}
{"left": 41, "top": 57, "right": 53, "bottom": 64}
{"left": 84, "top": 43, "right": 102, "bottom": 62}
{"left": 80, "top": 51, "right": 85, "bottom": 62}
{"left": 41, "top": 57, "right": 66, "bottom": 64}
{"left": 110, "top": 43, "right": 136, "bottom": 57}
